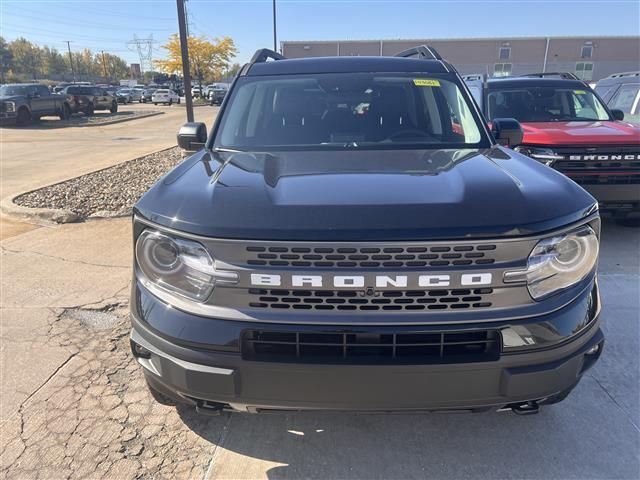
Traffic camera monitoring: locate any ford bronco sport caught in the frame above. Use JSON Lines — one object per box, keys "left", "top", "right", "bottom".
{"left": 465, "top": 73, "right": 640, "bottom": 220}
{"left": 130, "top": 47, "right": 603, "bottom": 415}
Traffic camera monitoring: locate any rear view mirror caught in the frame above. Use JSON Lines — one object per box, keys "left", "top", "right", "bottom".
{"left": 177, "top": 122, "right": 207, "bottom": 151}
{"left": 491, "top": 118, "right": 524, "bottom": 147}
{"left": 611, "top": 109, "right": 624, "bottom": 121}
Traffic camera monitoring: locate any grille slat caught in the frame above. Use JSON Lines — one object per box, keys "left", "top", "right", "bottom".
{"left": 245, "top": 244, "right": 497, "bottom": 268}
{"left": 249, "top": 289, "right": 494, "bottom": 311}
{"left": 242, "top": 329, "right": 501, "bottom": 364}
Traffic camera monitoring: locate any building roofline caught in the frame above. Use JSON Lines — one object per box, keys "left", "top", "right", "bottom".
{"left": 282, "top": 35, "right": 640, "bottom": 45}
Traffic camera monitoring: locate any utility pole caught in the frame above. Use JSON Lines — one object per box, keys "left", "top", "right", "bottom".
{"left": 101, "top": 50, "right": 108, "bottom": 80}
{"left": 65, "top": 41, "right": 75, "bottom": 83}
{"left": 177, "top": 0, "right": 194, "bottom": 122}
{"left": 272, "top": 0, "right": 277, "bottom": 52}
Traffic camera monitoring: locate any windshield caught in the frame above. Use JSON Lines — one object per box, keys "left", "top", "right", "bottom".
{"left": 215, "top": 73, "right": 487, "bottom": 150}
{"left": 487, "top": 86, "right": 610, "bottom": 122}
{"left": 0, "top": 85, "right": 28, "bottom": 96}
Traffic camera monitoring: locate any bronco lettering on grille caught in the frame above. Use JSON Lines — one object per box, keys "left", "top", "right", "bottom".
{"left": 568, "top": 154, "right": 640, "bottom": 161}
{"left": 250, "top": 273, "right": 493, "bottom": 288}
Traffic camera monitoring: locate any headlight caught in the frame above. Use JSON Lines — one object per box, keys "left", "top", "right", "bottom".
{"left": 135, "top": 229, "right": 237, "bottom": 302}
{"left": 514, "top": 146, "right": 564, "bottom": 166}
{"left": 504, "top": 225, "right": 598, "bottom": 300}
{"left": 5, "top": 102, "right": 15, "bottom": 113}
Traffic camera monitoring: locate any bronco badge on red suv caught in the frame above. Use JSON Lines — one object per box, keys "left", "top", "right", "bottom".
{"left": 466, "top": 72, "right": 640, "bottom": 221}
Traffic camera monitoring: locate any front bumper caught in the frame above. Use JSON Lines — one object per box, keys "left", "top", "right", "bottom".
{"left": 0, "top": 111, "right": 17, "bottom": 124}
{"left": 130, "top": 279, "right": 603, "bottom": 412}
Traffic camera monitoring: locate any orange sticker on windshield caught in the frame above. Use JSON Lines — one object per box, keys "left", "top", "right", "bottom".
{"left": 413, "top": 79, "right": 441, "bottom": 87}
{"left": 574, "top": 90, "right": 587, "bottom": 94}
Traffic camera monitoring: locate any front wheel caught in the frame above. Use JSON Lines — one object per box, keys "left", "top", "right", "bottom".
{"left": 59, "top": 104, "right": 70, "bottom": 120}
{"left": 84, "top": 103, "right": 94, "bottom": 116}
{"left": 177, "top": 98, "right": 181, "bottom": 104}
{"left": 110, "top": 102, "right": 118, "bottom": 114}
{"left": 168, "top": 100, "right": 173, "bottom": 106}
{"left": 153, "top": 102, "right": 157, "bottom": 106}
{"left": 16, "top": 108, "right": 31, "bottom": 126}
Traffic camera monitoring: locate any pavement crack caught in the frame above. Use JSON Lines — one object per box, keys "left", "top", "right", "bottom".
{"left": 588, "top": 373, "right": 640, "bottom": 432}
{"left": 0, "top": 244, "right": 129, "bottom": 269}
{"left": 203, "top": 413, "right": 234, "bottom": 480}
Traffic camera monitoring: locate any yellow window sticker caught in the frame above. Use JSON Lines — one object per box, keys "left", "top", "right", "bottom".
{"left": 574, "top": 90, "right": 587, "bottom": 95}
{"left": 413, "top": 79, "right": 441, "bottom": 87}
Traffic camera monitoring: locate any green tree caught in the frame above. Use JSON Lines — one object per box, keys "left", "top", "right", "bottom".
{"left": 10, "top": 37, "right": 41, "bottom": 79}
{"left": 0, "top": 37, "right": 13, "bottom": 83}
{"left": 41, "top": 46, "right": 67, "bottom": 77}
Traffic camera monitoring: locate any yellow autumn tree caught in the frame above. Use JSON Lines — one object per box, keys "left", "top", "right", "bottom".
{"left": 154, "top": 34, "right": 237, "bottom": 87}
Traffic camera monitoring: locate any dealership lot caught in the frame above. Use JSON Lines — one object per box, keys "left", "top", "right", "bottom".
{"left": 0, "top": 109, "right": 639, "bottom": 479}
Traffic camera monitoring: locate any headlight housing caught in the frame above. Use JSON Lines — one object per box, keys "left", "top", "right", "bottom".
{"left": 5, "top": 101, "right": 16, "bottom": 113}
{"left": 514, "top": 145, "right": 564, "bottom": 166}
{"left": 135, "top": 229, "right": 236, "bottom": 302}
{"left": 505, "top": 225, "right": 599, "bottom": 300}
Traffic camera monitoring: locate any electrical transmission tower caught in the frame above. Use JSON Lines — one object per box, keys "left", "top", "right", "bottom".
{"left": 127, "top": 35, "right": 157, "bottom": 73}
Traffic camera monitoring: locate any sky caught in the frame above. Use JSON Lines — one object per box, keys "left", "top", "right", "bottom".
{"left": 1, "top": 0, "right": 639, "bottom": 66}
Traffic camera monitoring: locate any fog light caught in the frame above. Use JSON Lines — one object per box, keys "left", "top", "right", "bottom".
{"left": 131, "top": 340, "right": 152, "bottom": 359}
{"left": 586, "top": 344, "right": 600, "bottom": 355}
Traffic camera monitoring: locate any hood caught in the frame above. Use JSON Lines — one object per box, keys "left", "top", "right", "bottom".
{"left": 134, "top": 146, "right": 596, "bottom": 241}
{"left": 521, "top": 121, "right": 640, "bottom": 146}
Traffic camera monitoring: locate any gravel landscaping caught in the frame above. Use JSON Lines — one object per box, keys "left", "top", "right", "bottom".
{"left": 14, "top": 147, "right": 184, "bottom": 219}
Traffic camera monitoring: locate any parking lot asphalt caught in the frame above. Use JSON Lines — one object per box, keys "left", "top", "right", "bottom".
{"left": 0, "top": 214, "right": 638, "bottom": 479}
{"left": 0, "top": 103, "right": 217, "bottom": 240}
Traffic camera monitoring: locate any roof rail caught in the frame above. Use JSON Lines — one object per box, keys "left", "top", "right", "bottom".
{"left": 607, "top": 71, "right": 640, "bottom": 78}
{"left": 519, "top": 72, "right": 579, "bottom": 80}
{"left": 250, "top": 48, "right": 286, "bottom": 64}
{"left": 393, "top": 45, "right": 443, "bottom": 61}
{"left": 461, "top": 74, "right": 485, "bottom": 82}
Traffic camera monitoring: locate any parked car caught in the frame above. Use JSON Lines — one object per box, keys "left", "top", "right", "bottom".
{"left": 141, "top": 88, "right": 157, "bottom": 103}
{"left": 465, "top": 72, "right": 640, "bottom": 220}
{"left": 116, "top": 88, "right": 134, "bottom": 104}
{"left": 60, "top": 85, "right": 117, "bottom": 115}
{"left": 191, "top": 85, "right": 203, "bottom": 98}
{"left": 0, "top": 83, "right": 71, "bottom": 126}
{"left": 207, "top": 83, "right": 229, "bottom": 105}
{"left": 131, "top": 47, "right": 604, "bottom": 415}
{"left": 133, "top": 86, "right": 146, "bottom": 103}
{"left": 594, "top": 72, "right": 640, "bottom": 124}
{"left": 151, "top": 89, "right": 180, "bottom": 105}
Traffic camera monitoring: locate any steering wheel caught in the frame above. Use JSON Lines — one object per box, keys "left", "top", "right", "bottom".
{"left": 386, "top": 129, "right": 432, "bottom": 141}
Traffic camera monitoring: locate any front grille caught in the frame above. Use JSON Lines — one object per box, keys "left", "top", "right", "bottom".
{"left": 550, "top": 146, "right": 640, "bottom": 185}
{"left": 245, "top": 244, "right": 497, "bottom": 268}
{"left": 248, "top": 288, "right": 494, "bottom": 311}
{"left": 567, "top": 174, "right": 640, "bottom": 185}
{"left": 242, "top": 329, "right": 501, "bottom": 364}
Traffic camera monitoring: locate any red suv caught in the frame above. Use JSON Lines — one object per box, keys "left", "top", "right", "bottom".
{"left": 466, "top": 73, "right": 640, "bottom": 220}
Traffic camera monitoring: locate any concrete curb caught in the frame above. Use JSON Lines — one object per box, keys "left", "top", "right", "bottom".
{"left": 1, "top": 145, "right": 179, "bottom": 225}
{"left": 47, "top": 110, "right": 164, "bottom": 129}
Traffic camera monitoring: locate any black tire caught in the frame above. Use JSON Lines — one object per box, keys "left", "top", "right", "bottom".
{"left": 154, "top": 102, "right": 157, "bottom": 106}
{"left": 16, "top": 108, "right": 31, "bottom": 126}
{"left": 59, "top": 104, "right": 70, "bottom": 120}
{"left": 177, "top": 98, "right": 181, "bottom": 104}
{"left": 84, "top": 103, "right": 94, "bottom": 116}
{"left": 110, "top": 102, "right": 118, "bottom": 114}
{"left": 168, "top": 100, "right": 173, "bottom": 106}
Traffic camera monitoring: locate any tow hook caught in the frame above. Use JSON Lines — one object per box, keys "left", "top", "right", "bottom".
{"left": 497, "top": 401, "right": 540, "bottom": 415}
{"left": 195, "top": 400, "right": 226, "bottom": 416}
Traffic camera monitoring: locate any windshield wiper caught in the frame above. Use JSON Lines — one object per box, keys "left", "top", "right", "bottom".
{"left": 212, "top": 147, "right": 246, "bottom": 153}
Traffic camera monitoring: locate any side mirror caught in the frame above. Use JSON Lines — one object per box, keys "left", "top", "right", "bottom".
{"left": 611, "top": 109, "right": 624, "bottom": 121}
{"left": 177, "top": 122, "right": 207, "bottom": 151}
{"left": 491, "top": 118, "right": 524, "bottom": 147}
